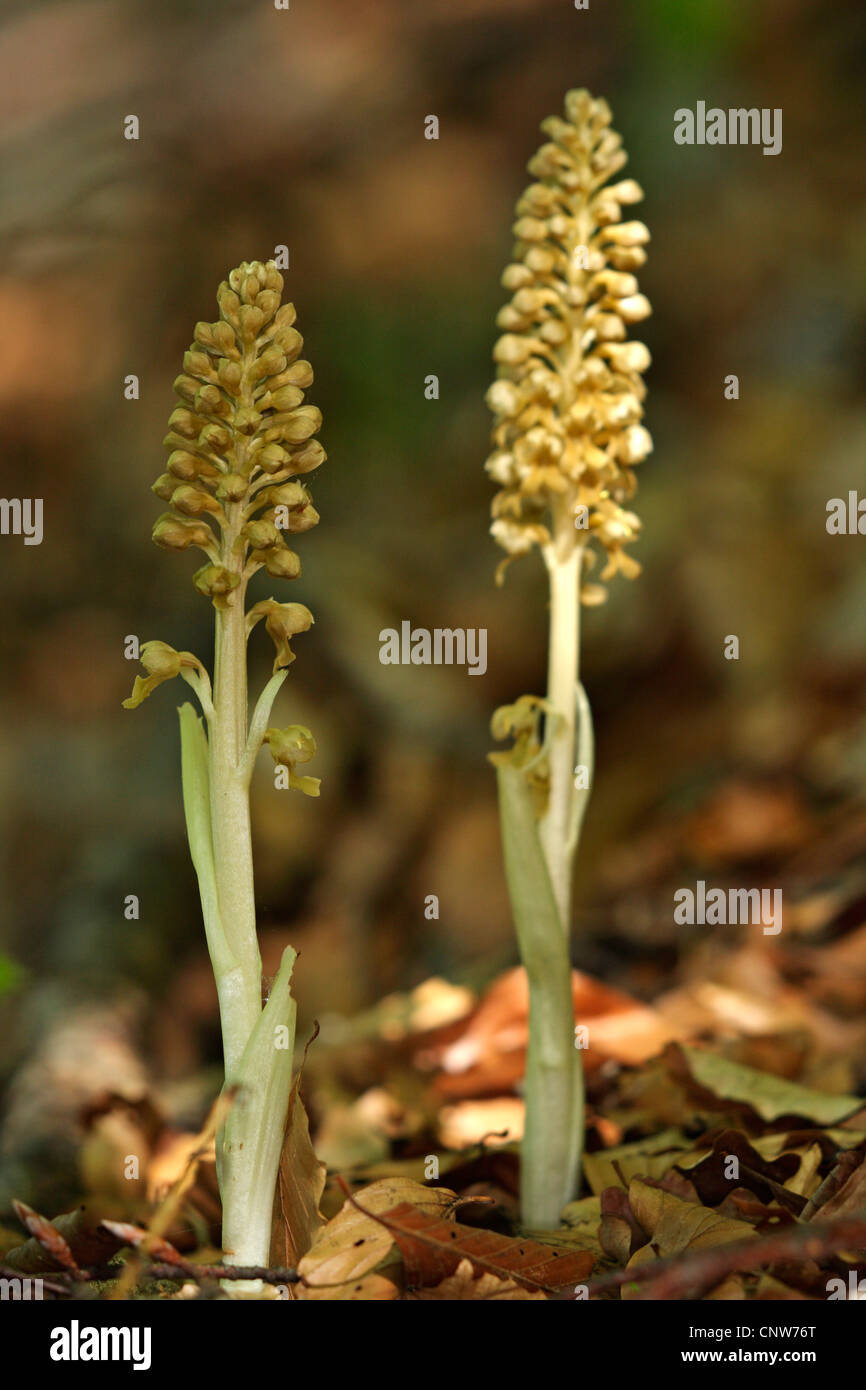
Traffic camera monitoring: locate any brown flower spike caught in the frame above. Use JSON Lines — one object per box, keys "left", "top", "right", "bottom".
{"left": 485, "top": 88, "right": 652, "bottom": 600}
{"left": 152, "top": 257, "right": 323, "bottom": 638}
{"left": 125, "top": 258, "right": 324, "bottom": 796}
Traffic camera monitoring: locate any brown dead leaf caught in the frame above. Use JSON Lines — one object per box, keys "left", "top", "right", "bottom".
{"left": 373, "top": 1199, "right": 594, "bottom": 1293}
{"left": 705, "top": 1274, "right": 748, "bottom": 1300}
{"left": 753, "top": 1274, "right": 811, "bottom": 1300}
{"left": 599, "top": 1187, "right": 645, "bottom": 1265}
{"left": 680, "top": 1129, "right": 804, "bottom": 1210}
{"left": 583, "top": 1128, "right": 691, "bottom": 1195}
{"left": 298, "top": 1179, "right": 455, "bottom": 1291}
{"left": 667, "top": 1043, "right": 863, "bottom": 1126}
{"left": 685, "top": 780, "right": 812, "bottom": 864}
{"left": 296, "top": 1272, "right": 399, "bottom": 1301}
{"left": 433, "top": 966, "right": 677, "bottom": 1100}
{"left": 413, "top": 1257, "right": 546, "bottom": 1300}
{"left": 3, "top": 1206, "right": 125, "bottom": 1275}
{"left": 438, "top": 1097, "right": 524, "bottom": 1149}
{"left": 272, "top": 1036, "right": 327, "bottom": 1269}
{"left": 816, "top": 1148, "right": 866, "bottom": 1221}
{"left": 624, "top": 1178, "right": 755, "bottom": 1288}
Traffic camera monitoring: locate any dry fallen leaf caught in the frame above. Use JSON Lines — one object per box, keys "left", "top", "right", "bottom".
{"left": 375, "top": 1199, "right": 594, "bottom": 1293}
{"left": 413, "top": 1257, "right": 546, "bottom": 1300}
{"left": 272, "top": 1063, "right": 327, "bottom": 1270}
{"left": 296, "top": 1272, "right": 399, "bottom": 1301}
{"left": 623, "top": 1177, "right": 755, "bottom": 1293}
{"left": 582, "top": 1128, "right": 691, "bottom": 1195}
{"left": 434, "top": 967, "right": 677, "bottom": 1098}
{"left": 817, "top": 1149, "right": 866, "bottom": 1221}
{"left": 297, "top": 1179, "right": 455, "bottom": 1290}
{"left": 669, "top": 1044, "right": 863, "bottom": 1126}
{"left": 437, "top": 1097, "right": 524, "bottom": 1149}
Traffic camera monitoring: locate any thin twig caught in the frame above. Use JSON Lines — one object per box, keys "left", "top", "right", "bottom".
{"left": 581, "top": 1216, "right": 866, "bottom": 1300}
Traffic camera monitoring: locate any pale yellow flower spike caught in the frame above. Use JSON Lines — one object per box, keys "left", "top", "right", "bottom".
{"left": 485, "top": 88, "right": 652, "bottom": 601}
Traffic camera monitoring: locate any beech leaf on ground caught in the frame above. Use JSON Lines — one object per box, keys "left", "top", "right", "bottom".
{"left": 625, "top": 1178, "right": 755, "bottom": 1287}
{"left": 374, "top": 1199, "right": 594, "bottom": 1293}
{"left": 582, "top": 1128, "right": 691, "bottom": 1194}
{"left": 670, "top": 1044, "right": 863, "bottom": 1125}
{"left": 296, "top": 1272, "right": 398, "bottom": 1301}
{"left": 297, "top": 1179, "right": 456, "bottom": 1290}
{"left": 271, "top": 1052, "right": 327, "bottom": 1269}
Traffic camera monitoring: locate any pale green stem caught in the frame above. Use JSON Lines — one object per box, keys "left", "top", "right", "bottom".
{"left": 178, "top": 703, "right": 249, "bottom": 1082}
{"left": 496, "top": 762, "right": 581, "bottom": 1229}
{"left": 539, "top": 503, "right": 584, "bottom": 935}
{"left": 208, "top": 506, "right": 262, "bottom": 1079}
{"left": 220, "top": 945, "right": 298, "bottom": 1286}
{"left": 508, "top": 501, "right": 590, "bottom": 1227}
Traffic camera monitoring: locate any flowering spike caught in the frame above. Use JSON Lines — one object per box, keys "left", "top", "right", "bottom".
{"left": 155, "top": 259, "right": 325, "bottom": 605}
{"left": 486, "top": 89, "right": 651, "bottom": 598}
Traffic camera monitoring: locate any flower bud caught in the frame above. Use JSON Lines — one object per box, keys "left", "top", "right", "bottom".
{"left": 619, "top": 425, "right": 653, "bottom": 464}
{"left": 184, "top": 349, "right": 216, "bottom": 381}
{"left": 502, "top": 264, "right": 534, "bottom": 290}
{"left": 268, "top": 385, "right": 305, "bottom": 412}
{"left": 616, "top": 294, "right": 652, "bottom": 323}
{"left": 493, "top": 335, "right": 533, "bottom": 366}
{"left": 215, "top": 473, "right": 249, "bottom": 502}
{"left": 603, "top": 221, "right": 650, "bottom": 246}
{"left": 603, "top": 341, "right": 651, "bottom": 373}
{"left": 192, "top": 564, "right": 241, "bottom": 608}
{"left": 277, "top": 405, "right": 322, "bottom": 444}
{"left": 606, "top": 179, "right": 644, "bottom": 204}
{"left": 288, "top": 439, "right": 325, "bottom": 475}
{"left": 256, "top": 481, "right": 309, "bottom": 511}
{"left": 513, "top": 217, "right": 548, "bottom": 242}
{"left": 217, "top": 360, "right": 243, "bottom": 393}
{"left": 152, "top": 513, "right": 215, "bottom": 553}
{"left": 152, "top": 473, "right": 176, "bottom": 501}
{"left": 276, "top": 359, "right": 314, "bottom": 390}
{"left": 238, "top": 304, "right": 265, "bottom": 341}
{"left": 168, "top": 450, "right": 216, "bottom": 481}
{"left": 194, "top": 384, "right": 228, "bottom": 418}
{"left": 171, "top": 484, "right": 222, "bottom": 518}
{"left": 258, "top": 545, "right": 302, "bottom": 580}
{"left": 607, "top": 246, "right": 647, "bottom": 271}
{"left": 255, "top": 289, "right": 281, "bottom": 322}
{"left": 277, "top": 503, "right": 319, "bottom": 534}
{"left": 242, "top": 519, "right": 282, "bottom": 550}
{"left": 486, "top": 381, "right": 521, "bottom": 416}
{"left": 591, "top": 270, "right": 638, "bottom": 298}
{"left": 251, "top": 345, "right": 287, "bottom": 380}
{"left": 273, "top": 326, "right": 303, "bottom": 361}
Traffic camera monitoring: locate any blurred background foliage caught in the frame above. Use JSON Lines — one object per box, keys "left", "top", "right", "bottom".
{"left": 0, "top": 0, "right": 864, "bottom": 1207}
